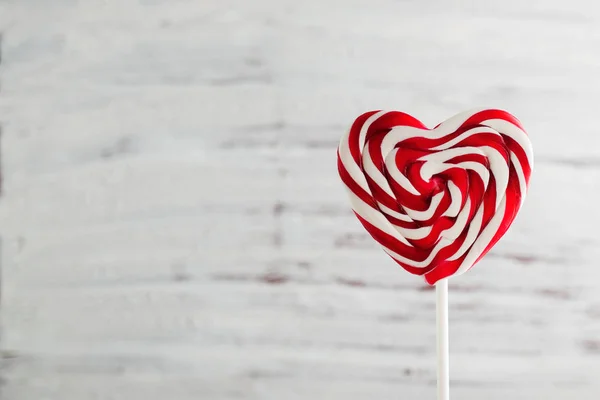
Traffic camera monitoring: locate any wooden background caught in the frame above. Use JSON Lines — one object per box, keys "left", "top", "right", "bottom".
{"left": 1, "top": 1, "right": 600, "bottom": 399}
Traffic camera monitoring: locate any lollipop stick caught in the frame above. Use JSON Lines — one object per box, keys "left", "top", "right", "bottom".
{"left": 436, "top": 279, "right": 450, "bottom": 400}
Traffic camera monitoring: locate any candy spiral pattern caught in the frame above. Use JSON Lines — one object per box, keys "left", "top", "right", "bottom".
{"left": 337, "top": 109, "right": 533, "bottom": 285}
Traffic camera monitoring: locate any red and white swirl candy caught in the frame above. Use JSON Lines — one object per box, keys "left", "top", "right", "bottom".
{"left": 337, "top": 109, "right": 533, "bottom": 285}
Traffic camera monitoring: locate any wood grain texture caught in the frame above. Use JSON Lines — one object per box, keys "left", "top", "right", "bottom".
{"left": 1, "top": 0, "right": 600, "bottom": 399}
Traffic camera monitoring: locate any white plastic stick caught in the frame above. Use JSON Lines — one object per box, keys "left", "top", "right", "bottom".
{"left": 436, "top": 279, "right": 450, "bottom": 400}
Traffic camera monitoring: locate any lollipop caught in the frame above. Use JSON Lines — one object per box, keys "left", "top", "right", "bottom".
{"left": 337, "top": 109, "right": 533, "bottom": 284}
{"left": 337, "top": 109, "right": 533, "bottom": 399}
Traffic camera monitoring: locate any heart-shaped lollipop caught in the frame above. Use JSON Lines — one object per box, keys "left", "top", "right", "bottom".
{"left": 337, "top": 109, "right": 533, "bottom": 285}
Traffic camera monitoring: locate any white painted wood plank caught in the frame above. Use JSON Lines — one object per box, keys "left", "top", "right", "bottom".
{"left": 3, "top": 0, "right": 600, "bottom": 399}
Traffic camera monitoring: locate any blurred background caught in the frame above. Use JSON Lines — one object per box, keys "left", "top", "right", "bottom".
{"left": 1, "top": 0, "right": 600, "bottom": 399}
